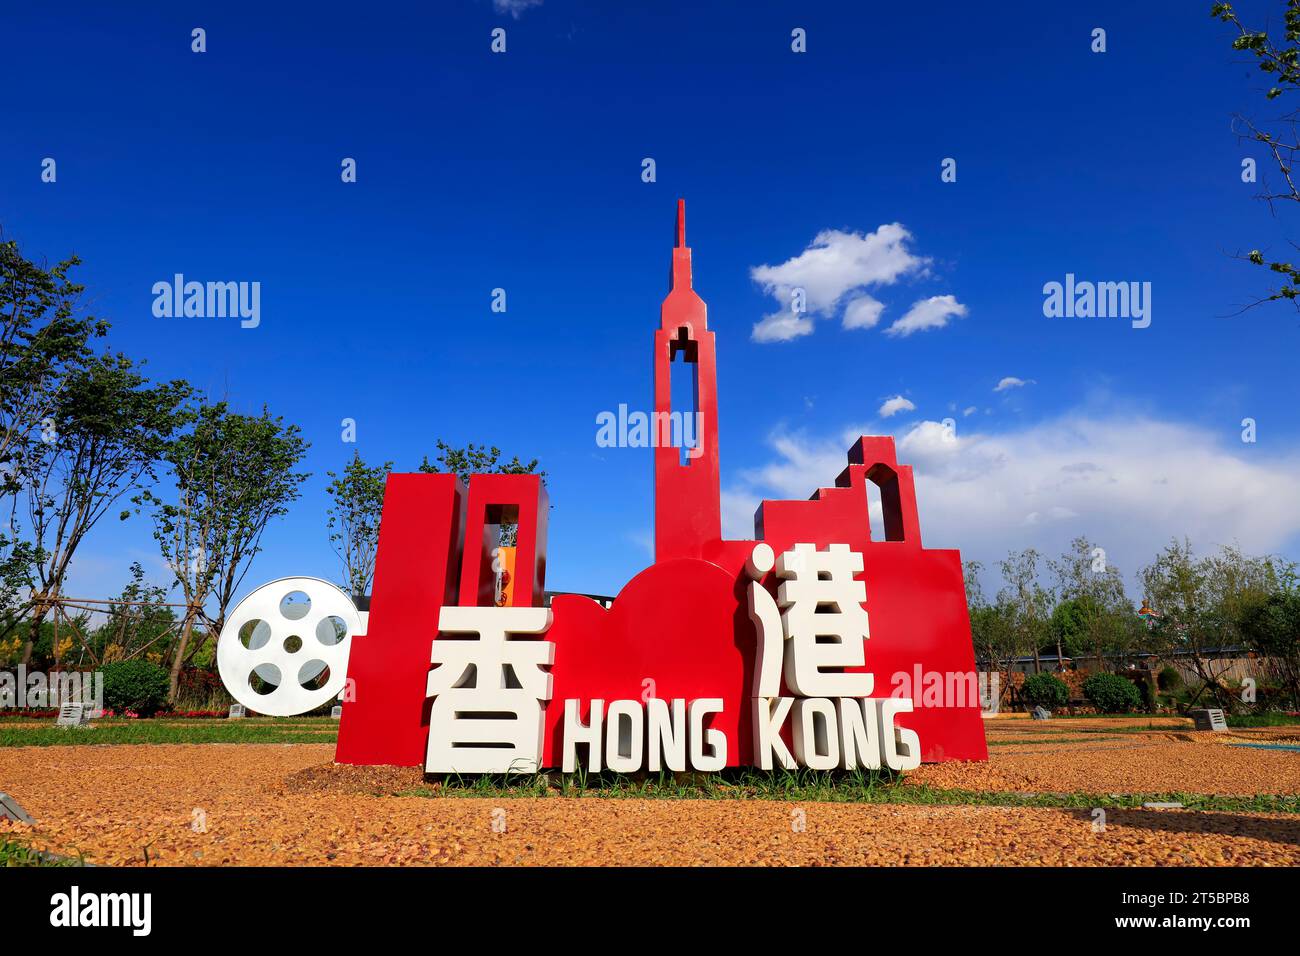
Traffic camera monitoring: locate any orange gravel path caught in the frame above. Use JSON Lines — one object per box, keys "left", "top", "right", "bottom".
{"left": 907, "top": 718, "right": 1300, "bottom": 796}
{"left": 0, "top": 732, "right": 1297, "bottom": 866}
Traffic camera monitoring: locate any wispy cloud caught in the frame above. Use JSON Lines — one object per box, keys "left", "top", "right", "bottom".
{"left": 994, "top": 376, "right": 1033, "bottom": 392}
{"left": 842, "top": 294, "right": 885, "bottom": 330}
{"left": 883, "top": 294, "right": 968, "bottom": 337}
{"left": 878, "top": 395, "right": 916, "bottom": 418}
{"left": 493, "top": 0, "right": 543, "bottom": 17}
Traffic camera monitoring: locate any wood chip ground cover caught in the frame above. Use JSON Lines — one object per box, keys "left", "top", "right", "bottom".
{"left": 1, "top": 716, "right": 1296, "bottom": 866}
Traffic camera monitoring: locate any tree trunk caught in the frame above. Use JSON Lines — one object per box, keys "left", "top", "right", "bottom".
{"left": 1192, "top": 655, "right": 1231, "bottom": 710}
{"left": 168, "top": 610, "right": 196, "bottom": 705}
{"left": 20, "top": 600, "right": 49, "bottom": 666}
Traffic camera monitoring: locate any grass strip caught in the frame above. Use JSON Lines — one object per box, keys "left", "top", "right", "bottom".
{"left": 393, "top": 768, "right": 1300, "bottom": 814}
{"left": 1025, "top": 712, "right": 1300, "bottom": 728}
{"left": 0, "top": 835, "right": 85, "bottom": 867}
{"left": 0, "top": 722, "right": 337, "bottom": 747}
{"left": 1226, "top": 713, "right": 1300, "bottom": 728}
{"left": 987, "top": 736, "right": 1123, "bottom": 746}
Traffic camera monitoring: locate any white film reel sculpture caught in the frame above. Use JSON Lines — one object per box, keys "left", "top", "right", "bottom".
{"left": 217, "top": 576, "right": 363, "bottom": 717}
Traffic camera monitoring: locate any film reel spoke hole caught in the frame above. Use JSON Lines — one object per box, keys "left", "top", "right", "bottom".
{"left": 316, "top": 615, "right": 347, "bottom": 646}
{"left": 280, "top": 590, "right": 311, "bottom": 621}
{"left": 239, "top": 619, "right": 271, "bottom": 651}
{"left": 283, "top": 635, "right": 303, "bottom": 654}
{"left": 298, "top": 661, "right": 330, "bottom": 691}
{"left": 250, "top": 664, "right": 281, "bottom": 696}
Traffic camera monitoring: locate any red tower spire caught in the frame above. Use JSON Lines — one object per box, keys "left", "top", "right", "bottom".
{"left": 654, "top": 200, "right": 722, "bottom": 561}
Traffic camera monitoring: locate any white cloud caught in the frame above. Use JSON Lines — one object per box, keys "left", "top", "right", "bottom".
{"left": 962, "top": 406, "right": 978, "bottom": 416}
{"left": 994, "top": 376, "right": 1033, "bottom": 392}
{"left": 842, "top": 294, "right": 885, "bottom": 330}
{"left": 493, "top": 0, "right": 543, "bottom": 16}
{"left": 750, "top": 224, "right": 928, "bottom": 342}
{"left": 878, "top": 395, "right": 916, "bottom": 418}
{"left": 722, "top": 414, "right": 1300, "bottom": 589}
{"left": 751, "top": 311, "right": 814, "bottom": 343}
{"left": 883, "top": 294, "right": 968, "bottom": 337}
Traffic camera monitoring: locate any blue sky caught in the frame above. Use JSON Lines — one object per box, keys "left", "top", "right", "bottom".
{"left": 3, "top": 0, "right": 1299, "bottom": 609}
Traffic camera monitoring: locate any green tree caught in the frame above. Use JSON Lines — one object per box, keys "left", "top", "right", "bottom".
{"left": 21, "top": 353, "right": 191, "bottom": 666}
{"left": 0, "top": 233, "right": 106, "bottom": 476}
{"left": 88, "top": 562, "right": 176, "bottom": 666}
{"left": 1049, "top": 597, "right": 1090, "bottom": 660}
{"left": 0, "top": 538, "right": 37, "bottom": 644}
{"left": 965, "top": 560, "right": 1022, "bottom": 710}
{"left": 418, "top": 440, "right": 543, "bottom": 484}
{"left": 962, "top": 558, "right": 986, "bottom": 610}
{"left": 1048, "top": 536, "right": 1132, "bottom": 671}
{"left": 997, "top": 548, "right": 1054, "bottom": 675}
{"left": 325, "top": 451, "right": 392, "bottom": 600}
{"left": 1211, "top": 2, "right": 1300, "bottom": 309}
{"left": 1237, "top": 569, "right": 1300, "bottom": 707}
{"left": 418, "top": 440, "right": 544, "bottom": 546}
{"left": 0, "top": 233, "right": 106, "bottom": 638}
{"left": 151, "top": 400, "right": 310, "bottom": 701}
{"left": 1140, "top": 539, "right": 1281, "bottom": 710}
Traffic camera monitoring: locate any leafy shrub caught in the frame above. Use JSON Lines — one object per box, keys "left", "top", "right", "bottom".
{"left": 1157, "top": 666, "right": 1182, "bottom": 691}
{"left": 174, "top": 667, "right": 232, "bottom": 712}
{"left": 1083, "top": 672, "right": 1143, "bottom": 713}
{"left": 101, "top": 660, "right": 170, "bottom": 717}
{"left": 1021, "top": 673, "right": 1069, "bottom": 708}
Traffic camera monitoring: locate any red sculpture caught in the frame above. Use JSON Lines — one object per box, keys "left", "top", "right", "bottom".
{"left": 336, "top": 200, "right": 988, "bottom": 768}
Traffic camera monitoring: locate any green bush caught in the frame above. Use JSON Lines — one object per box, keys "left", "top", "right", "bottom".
{"left": 1083, "top": 672, "right": 1143, "bottom": 713}
{"left": 101, "top": 660, "right": 170, "bottom": 717}
{"left": 1156, "top": 666, "right": 1182, "bottom": 691}
{"left": 1021, "top": 673, "right": 1069, "bottom": 708}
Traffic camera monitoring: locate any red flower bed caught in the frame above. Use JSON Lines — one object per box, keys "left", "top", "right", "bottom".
{"left": 1, "top": 707, "right": 231, "bottom": 719}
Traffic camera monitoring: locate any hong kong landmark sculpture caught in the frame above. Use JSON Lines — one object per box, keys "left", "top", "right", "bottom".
{"left": 216, "top": 200, "right": 989, "bottom": 772}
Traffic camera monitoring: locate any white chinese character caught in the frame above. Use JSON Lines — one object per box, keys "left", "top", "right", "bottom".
{"left": 777, "top": 543, "right": 872, "bottom": 698}
{"left": 425, "top": 606, "right": 554, "bottom": 774}
{"left": 747, "top": 543, "right": 873, "bottom": 699}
